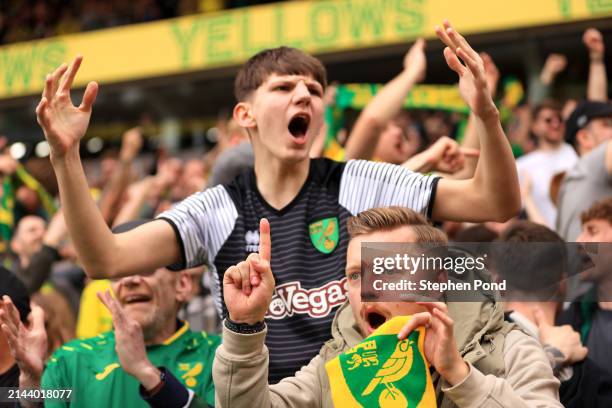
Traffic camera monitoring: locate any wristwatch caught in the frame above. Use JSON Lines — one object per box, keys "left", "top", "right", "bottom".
{"left": 225, "top": 317, "right": 265, "bottom": 334}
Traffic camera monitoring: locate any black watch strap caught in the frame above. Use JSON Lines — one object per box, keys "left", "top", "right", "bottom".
{"left": 225, "top": 317, "right": 265, "bottom": 334}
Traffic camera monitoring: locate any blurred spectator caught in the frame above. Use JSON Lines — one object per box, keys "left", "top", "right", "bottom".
{"left": 32, "top": 287, "right": 76, "bottom": 356}
{"left": 557, "top": 101, "right": 612, "bottom": 241}
{"left": 559, "top": 198, "right": 612, "bottom": 377}
{"left": 1, "top": 221, "right": 221, "bottom": 407}
{"left": 54, "top": 6, "right": 81, "bottom": 35}
{"left": 454, "top": 224, "right": 498, "bottom": 242}
{"left": 496, "top": 221, "right": 612, "bottom": 407}
{"left": 517, "top": 101, "right": 578, "bottom": 227}
{"left": 0, "top": 0, "right": 287, "bottom": 45}
{"left": 3, "top": 215, "right": 46, "bottom": 274}
{"left": 529, "top": 54, "right": 567, "bottom": 106}
{"left": 76, "top": 278, "right": 112, "bottom": 338}
{"left": 206, "top": 119, "right": 253, "bottom": 187}
{"left": 178, "top": 266, "right": 221, "bottom": 333}
{"left": 0, "top": 268, "right": 31, "bottom": 389}
{"left": 556, "top": 28, "right": 610, "bottom": 241}
{"left": 343, "top": 39, "right": 427, "bottom": 163}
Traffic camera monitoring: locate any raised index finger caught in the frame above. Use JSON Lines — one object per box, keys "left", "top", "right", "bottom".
{"left": 259, "top": 218, "right": 271, "bottom": 262}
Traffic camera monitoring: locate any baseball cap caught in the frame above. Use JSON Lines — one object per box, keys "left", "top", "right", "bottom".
{"left": 565, "top": 101, "right": 612, "bottom": 146}
{"left": 0, "top": 267, "right": 31, "bottom": 323}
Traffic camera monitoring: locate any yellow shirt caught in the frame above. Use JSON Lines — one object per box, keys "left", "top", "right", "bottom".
{"left": 76, "top": 279, "right": 113, "bottom": 338}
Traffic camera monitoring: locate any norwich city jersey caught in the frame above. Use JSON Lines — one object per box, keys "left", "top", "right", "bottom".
{"left": 41, "top": 322, "right": 220, "bottom": 407}
{"left": 158, "top": 158, "right": 438, "bottom": 383}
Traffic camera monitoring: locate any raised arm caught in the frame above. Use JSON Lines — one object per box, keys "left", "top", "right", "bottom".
{"left": 344, "top": 39, "right": 426, "bottom": 160}
{"left": 0, "top": 296, "right": 47, "bottom": 403}
{"left": 432, "top": 22, "right": 520, "bottom": 222}
{"left": 214, "top": 219, "right": 321, "bottom": 407}
{"left": 35, "top": 57, "right": 179, "bottom": 279}
{"left": 98, "top": 127, "right": 143, "bottom": 225}
{"left": 450, "top": 52, "right": 499, "bottom": 180}
{"left": 529, "top": 54, "right": 567, "bottom": 106}
{"left": 583, "top": 28, "right": 608, "bottom": 102}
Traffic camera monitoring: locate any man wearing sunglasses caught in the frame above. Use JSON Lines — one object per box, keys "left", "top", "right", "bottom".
{"left": 516, "top": 102, "right": 578, "bottom": 227}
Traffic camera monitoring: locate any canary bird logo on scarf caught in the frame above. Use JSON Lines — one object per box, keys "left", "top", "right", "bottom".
{"left": 325, "top": 316, "right": 436, "bottom": 407}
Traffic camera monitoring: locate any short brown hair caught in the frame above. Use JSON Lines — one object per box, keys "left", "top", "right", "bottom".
{"left": 499, "top": 220, "right": 564, "bottom": 243}
{"left": 532, "top": 100, "right": 561, "bottom": 121}
{"left": 347, "top": 206, "right": 447, "bottom": 244}
{"left": 234, "top": 47, "right": 327, "bottom": 101}
{"left": 496, "top": 221, "right": 565, "bottom": 296}
{"left": 581, "top": 198, "right": 612, "bottom": 226}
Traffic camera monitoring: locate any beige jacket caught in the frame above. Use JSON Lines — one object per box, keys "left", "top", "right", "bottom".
{"left": 213, "top": 302, "right": 562, "bottom": 407}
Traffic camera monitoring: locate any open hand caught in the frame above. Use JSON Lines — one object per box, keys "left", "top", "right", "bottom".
{"left": 0, "top": 296, "right": 47, "bottom": 382}
{"left": 97, "top": 290, "right": 159, "bottom": 385}
{"left": 35, "top": 56, "right": 99, "bottom": 158}
{"left": 223, "top": 219, "right": 274, "bottom": 324}
{"left": 435, "top": 21, "right": 497, "bottom": 120}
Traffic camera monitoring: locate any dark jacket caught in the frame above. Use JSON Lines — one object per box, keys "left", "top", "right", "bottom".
{"left": 556, "top": 290, "right": 612, "bottom": 407}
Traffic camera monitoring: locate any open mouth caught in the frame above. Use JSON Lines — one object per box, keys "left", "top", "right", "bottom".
{"left": 123, "top": 294, "right": 152, "bottom": 305}
{"left": 288, "top": 113, "right": 310, "bottom": 142}
{"left": 364, "top": 309, "right": 388, "bottom": 334}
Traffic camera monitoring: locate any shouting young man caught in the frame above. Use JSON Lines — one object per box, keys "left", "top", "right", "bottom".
{"left": 35, "top": 21, "right": 519, "bottom": 382}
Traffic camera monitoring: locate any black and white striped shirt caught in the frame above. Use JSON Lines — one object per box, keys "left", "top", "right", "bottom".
{"left": 158, "top": 158, "right": 438, "bottom": 383}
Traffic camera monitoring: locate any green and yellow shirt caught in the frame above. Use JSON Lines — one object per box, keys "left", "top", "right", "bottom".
{"left": 41, "top": 321, "right": 220, "bottom": 407}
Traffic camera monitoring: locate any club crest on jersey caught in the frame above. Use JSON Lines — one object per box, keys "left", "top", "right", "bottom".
{"left": 245, "top": 229, "right": 260, "bottom": 252}
{"left": 309, "top": 217, "right": 339, "bottom": 254}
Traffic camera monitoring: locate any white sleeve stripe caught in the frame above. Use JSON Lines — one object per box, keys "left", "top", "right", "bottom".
{"left": 156, "top": 185, "right": 238, "bottom": 268}
{"left": 339, "top": 160, "right": 438, "bottom": 217}
{"left": 210, "top": 264, "right": 224, "bottom": 317}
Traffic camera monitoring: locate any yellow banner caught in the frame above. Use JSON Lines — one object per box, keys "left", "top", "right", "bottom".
{"left": 0, "top": 0, "right": 610, "bottom": 99}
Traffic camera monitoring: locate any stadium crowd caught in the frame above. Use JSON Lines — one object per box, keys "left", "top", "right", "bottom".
{"left": 0, "top": 15, "right": 611, "bottom": 408}
{"left": 0, "top": 0, "right": 281, "bottom": 45}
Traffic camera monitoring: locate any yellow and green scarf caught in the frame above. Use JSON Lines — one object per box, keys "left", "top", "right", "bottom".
{"left": 325, "top": 316, "right": 437, "bottom": 407}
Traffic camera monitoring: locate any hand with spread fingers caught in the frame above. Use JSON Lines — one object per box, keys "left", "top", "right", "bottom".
{"left": 35, "top": 56, "right": 99, "bottom": 158}
{"left": 97, "top": 290, "right": 162, "bottom": 391}
{"left": 223, "top": 218, "right": 274, "bottom": 325}
{"left": 397, "top": 302, "right": 469, "bottom": 386}
{"left": 0, "top": 296, "right": 47, "bottom": 385}
{"left": 435, "top": 21, "right": 498, "bottom": 120}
